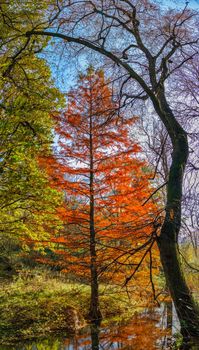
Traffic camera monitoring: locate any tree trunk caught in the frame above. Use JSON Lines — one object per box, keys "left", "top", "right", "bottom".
{"left": 89, "top": 216, "right": 102, "bottom": 323}
{"left": 89, "top": 105, "right": 102, "bottom": 324}
{"left": 156, "top": 93, "right": 199, "bottom": 343}
{"left": 158, "top": 238, "right": 199, "bottom": 340}
{"left": 90, "top": 324, "right": 100, "bottom": 350}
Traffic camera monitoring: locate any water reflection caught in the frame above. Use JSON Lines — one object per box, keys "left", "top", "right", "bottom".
{"left": 90, "top": 324, "right": 99, "bottom": 350}
{"left": 0, "top": 311, "right": 171, "bottom": 350}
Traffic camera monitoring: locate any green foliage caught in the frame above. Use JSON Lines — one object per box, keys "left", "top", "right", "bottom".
{"left": 0, "top": 2, "right": 65, "bottom": 255}
{"left": 0, "top": 235, "right": 22, "bottom": 279}
{"left": 0, "top": 1, "right": 49, "bottom": 67}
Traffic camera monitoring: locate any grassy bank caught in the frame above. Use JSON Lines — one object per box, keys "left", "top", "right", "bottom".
{"left": 0, "top": 270, "right": 140, "bottom": 344}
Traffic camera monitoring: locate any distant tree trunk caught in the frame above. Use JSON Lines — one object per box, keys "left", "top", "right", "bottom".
{"left": 89, "top": 109, "right": 102, "bottom": 324}
{"left": 156, "top": 92, "right": 199, "bottom": 342}
{"left": 166, "top": 301, "right": 172, "bottom": 330}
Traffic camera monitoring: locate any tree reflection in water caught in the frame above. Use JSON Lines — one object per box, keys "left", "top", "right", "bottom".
{"left": 2, "top": 312, "right": 171, "bottom": 350}
{"left": 87, "top": 312, "right": 168, "bottom": 350}
{"left": 2, "top": 307, "right": 199, "bottom": 349}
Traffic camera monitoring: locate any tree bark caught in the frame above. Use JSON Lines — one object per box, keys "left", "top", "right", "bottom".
{"left": 88, "top": 103, "right": 102, "bottom": 324}
{"left": 156, "top": 93, "right": 199, "bottom": 342}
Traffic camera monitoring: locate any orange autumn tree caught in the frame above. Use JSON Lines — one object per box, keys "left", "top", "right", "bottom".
{"left": 44, "top": 68, "right": 160, "bottom": 322}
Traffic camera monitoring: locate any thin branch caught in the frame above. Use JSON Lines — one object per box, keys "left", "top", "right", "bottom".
{"left": 142, "top": 181, "right": 168, "bottom": 206}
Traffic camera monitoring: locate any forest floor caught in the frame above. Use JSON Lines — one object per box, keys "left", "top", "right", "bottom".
{"left": 0, "top": 270, "right": 144, "bottom": 344}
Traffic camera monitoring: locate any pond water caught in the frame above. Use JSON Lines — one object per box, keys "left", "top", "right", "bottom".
{"left": 0, "top": 306, "right": 175, "bottom": 350}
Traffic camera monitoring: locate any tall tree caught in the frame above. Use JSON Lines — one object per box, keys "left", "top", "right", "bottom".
{"left": 0, "top": 2, "right": 63, "bottom": 261}
{"left": 43, "top": 68, "right": 159, "bottom": 322}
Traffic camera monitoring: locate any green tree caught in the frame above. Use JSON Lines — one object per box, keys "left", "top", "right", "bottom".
{"left": 0, "top": 2, "right": 64, "bottom": 269}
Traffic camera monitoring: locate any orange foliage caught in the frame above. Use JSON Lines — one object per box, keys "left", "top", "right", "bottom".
{"left": 42, "top": 68, "right": 161, "bottom": 296}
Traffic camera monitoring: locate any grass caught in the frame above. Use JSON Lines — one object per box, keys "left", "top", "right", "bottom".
{"left": 0, "top": 269, "right": 141, "bottom": 344}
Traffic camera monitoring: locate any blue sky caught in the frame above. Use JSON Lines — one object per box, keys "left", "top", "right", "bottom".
{"left": 165, "top": 0, "right": 199, "bottom": 9}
